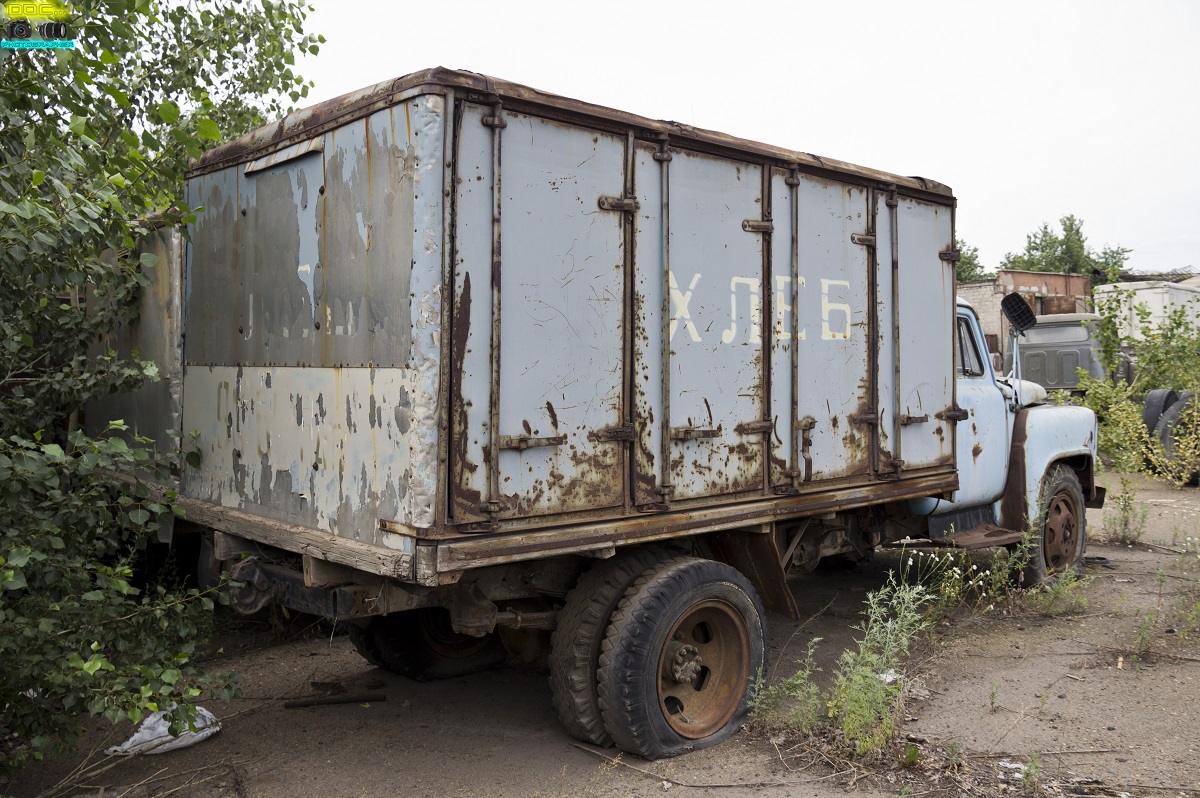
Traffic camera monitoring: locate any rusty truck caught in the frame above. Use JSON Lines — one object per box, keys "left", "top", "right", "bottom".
{"left": 93, "top": 68, "right": 1104, "bottom": 759}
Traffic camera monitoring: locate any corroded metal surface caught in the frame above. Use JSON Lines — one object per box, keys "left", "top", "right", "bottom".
{"left": 182, "top": 96, "right": 446, "bottom": 534}
{"left": 171, "top": 69, "right": 964, "bottom": 577}
{"left": 87, "top": 226, "right": 185, "bottom": 454}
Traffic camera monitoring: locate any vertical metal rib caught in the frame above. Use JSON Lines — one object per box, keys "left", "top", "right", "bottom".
{"left": 487, "top": 102, "right": 504, "bottom": 511}
{"left": 788, "top": 167, "right": 801, "bottom": 487}
{"left": 657, "top": 136, "right": 673, "bottom": 504}
{"left": 889, "top": 186, "right": 902, "bottom": 472}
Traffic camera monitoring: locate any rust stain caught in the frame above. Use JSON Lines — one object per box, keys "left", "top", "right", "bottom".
{"left": 971, "top": 442, "right": 982, "bottom": 463}
{"left": 545, "top": 401, "right": 558, "bottom": 429}
{"left": 449, "top": 271, "right": 483, "bottom": 520}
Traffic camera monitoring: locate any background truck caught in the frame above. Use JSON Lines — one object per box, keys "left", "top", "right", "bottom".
{"left": 93, "top": 68, "right": 1103, "bottom": 759}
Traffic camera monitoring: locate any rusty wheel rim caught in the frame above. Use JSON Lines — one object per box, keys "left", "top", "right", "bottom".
{"left": 1043, "top": 489, "right": 1080, "bottom": 573}
{"left": 656, "top": 599, "right": 751, "bottom": 739}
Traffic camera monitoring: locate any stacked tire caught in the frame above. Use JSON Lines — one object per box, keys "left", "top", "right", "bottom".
{"left": 1145, "top": 390, "right": 1198, "bottom": 486}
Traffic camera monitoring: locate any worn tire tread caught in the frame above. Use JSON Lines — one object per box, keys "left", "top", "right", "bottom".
{"left": 548, "top": 548, "right": 667, "bottom": 745}
{"left": 596, "top": 556, "right": 765, "bottom": 759}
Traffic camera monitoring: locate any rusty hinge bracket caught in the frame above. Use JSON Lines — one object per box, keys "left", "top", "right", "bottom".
{"left": 887, "top": 458, "right": 905, "bottom": 471}
{"left": 940, "top": 250, "right": 962, "bottom": 263}
{"left": 851, "top": 233, "right": 876, "bottom": 247}
{"left": 598, "top": 196, "right": 639, "bottom": 213}
{"left": 653, "top": 134, "right": 672, "bottom": 162}
{"left": 670, "top": 426, "right": 719, "bottom": 441}
{"left": 850, "top": 410, "right": 879, "bottom": 425}
{"left": 796, "top": 416, "right": 817, "bottom": 432}
{"left": 480, "top": 500, "right": 504, "bottom": 515}
{"left": 590, "top": 424, "right": 635, "bottom": 442}
{"left": 936, "top": 406, "right": 969, "bottom": 422}
{"left": 498, "top": 434, "right": 566, "bottom": 450}
{"left": 899, "top": 414, "right": 930, "bottom": 426}
{"left": 785, "top": 163, "right": 801, "bottom": 187}
{"left": 885, "top": 184, "right": 899, "bottom": 208}
{"left": 735, "top": 419, "right": 772, "bottom": 435}
{"left": 481, "top": 99, "right": 506, "bottom": 128}
{"left": 742, "top": 219, "right": 774, "bottom": 234}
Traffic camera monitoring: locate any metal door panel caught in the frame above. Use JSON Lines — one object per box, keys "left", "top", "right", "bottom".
{"left": 665, "top": 151, "right": 765, "bottom": 500}
{"left": 891, "top": 197, "right": 955, "bottom": 470}
{"left": 494, "top": 113, "right": 627, "bottom": 517}
{"left": 448, "top": 104, "right": 496, "bottom": 523}
{"left": 792, "top": 176, "right": 873, "bottom": 481}
{"left": 631, "top": 144, "right": 667, "bottom": 507}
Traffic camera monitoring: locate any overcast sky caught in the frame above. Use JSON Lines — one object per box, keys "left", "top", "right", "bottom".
{"left": 297, "top": 0, "right": 1198, "bottom": 273}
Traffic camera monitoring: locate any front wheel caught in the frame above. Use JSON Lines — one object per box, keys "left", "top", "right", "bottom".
{"left": 1020, "top": 466, "right": 1087, "bottom": 587}
{"left": 596, "top": 557, "right": 765, "bottom": 759}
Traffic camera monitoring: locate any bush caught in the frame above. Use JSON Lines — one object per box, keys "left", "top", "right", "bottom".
{"left": 0, "top": 425, "right": 234, "bottom": 770}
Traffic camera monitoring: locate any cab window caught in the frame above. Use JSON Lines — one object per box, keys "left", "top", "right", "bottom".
{"left": 955, "top": 316, "right": 985, "bottom": 377}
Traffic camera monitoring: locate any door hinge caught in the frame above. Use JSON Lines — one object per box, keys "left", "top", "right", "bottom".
{"left": 590, "top": 424, "right": 635, "bottom": 442}
{"left": 734, "top": 419, "right": 772, "bottom": 435}
{"left": 899, "top": 414, "right": 930, "bottom": 426}
{"left": 598, "top": 196, "right": 639, "bottom": 213}
{"left": 670, "top": 426, "right": 719, "bottom": 441}
{"left": 851, "top": 233, "right": 876, "bottom": 247}
{"left": 885, "top": 184, "right": 899, "bottom": 208}
{"left": 742, "top": 219, "right": 774, "bottom": 234}
{"left": 940, "top": 249, "right": 962, "bottom": 263}
{"left": 498, "top": 434, "right": 567, "bottom": 450}
{"left": 850, "top": 410, "right": 879, "bottom": 425}
{"left": 481, "top": 98, "right": 507, "bottom": 128}
{"left": 936, "top": 407, "right": 969, "bottom": 422}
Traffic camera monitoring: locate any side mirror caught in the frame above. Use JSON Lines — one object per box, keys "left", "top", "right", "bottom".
{"left": 1001, "top": 293, "right": 1037, "bottom": 334}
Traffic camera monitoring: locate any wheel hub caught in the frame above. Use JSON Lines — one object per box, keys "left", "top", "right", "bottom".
{"left": 668, "top": 643, "right": 703, "bottom": 684}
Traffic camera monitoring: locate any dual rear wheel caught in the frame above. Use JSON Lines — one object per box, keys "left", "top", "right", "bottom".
{"left": 551, "top": 554, "right": 766, "bottom": 759}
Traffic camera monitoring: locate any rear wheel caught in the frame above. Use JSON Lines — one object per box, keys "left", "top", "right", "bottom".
{"left": 548, "top": 549, "right": 667, "bottom": 746}
{"left": 1020, "top": 466, "right": 1087, "bottom": 587}
{"left": 597, "top": 557, "right": 765, "bottom": 759}
{"left": 353, "top": 608, "right": 507, "bottom": 680}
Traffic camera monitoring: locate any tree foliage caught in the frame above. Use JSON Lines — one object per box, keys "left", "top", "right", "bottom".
{"left": 1000, "top": 214, "right": 1130, "bottom": 276}
{"left": 0, "top": 0, "right": 322, "bottom": 773}
{"left": 954, "top": 236, "right": 990, "bottom": 283}
{"left": 1075, "top": 273, "right": 1200, "bottom": 486}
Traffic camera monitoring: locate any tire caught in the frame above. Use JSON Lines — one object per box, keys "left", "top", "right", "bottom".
{"left": 363, "top": 608, "right": 507, "bottom": 680}
{"left": 1142, "top": 389, "right": 1179, "bottom": 433}
{"left": 548, "top": 548, "right": 667, "bottom": 746}
{"left": 348, "top": 621, "right": 385, "bottom": 668}
{"left": 1020, "top": 466, "right": 1087, "bottom": 587}
{"left": 597, "top": 556, "right": 766, "bottom": 759}
{"left": 1155, "top": 393, "right": 1199, "bottom": 486}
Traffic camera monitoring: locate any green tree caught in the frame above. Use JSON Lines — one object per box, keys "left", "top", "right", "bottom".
{"left": 955, "top": 236, "right": 990, "bottom": 283}
{"left": 0, "top": 0, "right": 322, "bottom": 773}
{"left": 1000, "top": 214, "right": 1130, "bottom": 275}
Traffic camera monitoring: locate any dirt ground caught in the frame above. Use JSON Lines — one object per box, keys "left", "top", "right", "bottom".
{"left": 7, "top": 472, "right": 1200, "bottom": 798}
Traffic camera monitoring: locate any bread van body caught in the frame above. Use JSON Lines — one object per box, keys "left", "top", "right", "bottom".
{"left": 91, "top": 68, "right": 1101, "bottom": 758}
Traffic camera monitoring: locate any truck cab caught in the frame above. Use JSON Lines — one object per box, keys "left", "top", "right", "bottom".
{"left": 905, "top": 300, "right": 1103, "bottom": 583}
